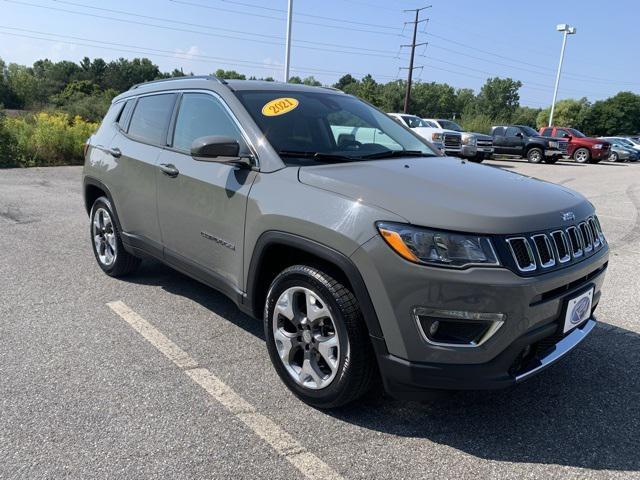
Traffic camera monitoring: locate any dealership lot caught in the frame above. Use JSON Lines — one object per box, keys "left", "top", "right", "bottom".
{"left": 1, "top": 159, "right": 639, "bottom": 479}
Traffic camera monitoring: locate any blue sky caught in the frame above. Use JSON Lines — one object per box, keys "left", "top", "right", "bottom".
{"left": 0, "top": 0, "right": 638, "bottom": 108}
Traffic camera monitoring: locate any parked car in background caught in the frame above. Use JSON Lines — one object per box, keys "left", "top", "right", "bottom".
{"left": 598, "top": 137, "right": 640, "bottom": 162}
{"left": 387, "top": 113, "right": 462, "bottom": 156}
{"left": 615, "top": 136, "right": 640, "bottom": 153}
{"left": 539, "top": 127, "right": 611, "bottom": 164}
{"left": 491, "top": 125, "right": 567, "bottom": 163}
{"left": 424, "top": 118, "right": 493, "bottom": 163}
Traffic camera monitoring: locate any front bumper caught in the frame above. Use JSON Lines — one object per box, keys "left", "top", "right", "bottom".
{"left": 352, "top": 235, "right": 608, "bottom": 398}
{"left": 374, "top": 317, "right": 597, "bottom": 399}
{"left": 545, "top": 149, "right": 564, "bottom": 156}
{"left": 592, "top": 148, "right": 610, "bottom": 159}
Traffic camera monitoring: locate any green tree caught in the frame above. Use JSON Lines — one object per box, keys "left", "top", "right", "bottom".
{"left": 511, "top": 106, "right": 542, "bottom": 127}
{"left": 214, "top": 69, "right": 246, "bottom": 80}
{"left": 288, "top": 76, "right": 303, "bottom": 84}
{"left": 302, "top": 76, "right": 322, "bottom": 86}
{"left": 333, "top": 74, "right": 358, "bottom": 91}
{"left": 476, "top": 77, "right": 522, "bottom": 121}
{"left": 536, "top": 98, "right": 590, "bottom": 129}
{"left": 582, "top": 92, "right": 640, "bottom": 135}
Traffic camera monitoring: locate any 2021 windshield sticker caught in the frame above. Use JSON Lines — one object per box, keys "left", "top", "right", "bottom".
{"left": 262, "top": 97, "right": 299, "bottom": 117}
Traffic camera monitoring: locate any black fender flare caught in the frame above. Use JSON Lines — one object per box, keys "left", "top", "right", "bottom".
{"left": 245, "top": 231, "right": 385, "bottom": 339}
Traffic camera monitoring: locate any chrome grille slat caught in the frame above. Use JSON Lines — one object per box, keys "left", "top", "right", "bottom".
{"left": 506, "top": 237, "right": 536, "bottom": 272}
{"left": 531, "top": 234, "right": 555, "bottom": 268}
{"left": 579, "top": 222, "right": 593, "bottom": 253}
{"left": 505, "top": 217, "right": 606, "bottom": 274}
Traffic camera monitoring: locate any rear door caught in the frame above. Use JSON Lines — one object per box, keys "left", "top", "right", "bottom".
{"left": 504, "top": 126, "right": 525, "bottom": 154}
{"left": 156, "top": 91, "right": 257, "bottom": 293}
{"left": 492, "top": 127, "right": 508, "bottom": 154}
{"left": 109, "top": 93, "right": 177, "bottom": 249}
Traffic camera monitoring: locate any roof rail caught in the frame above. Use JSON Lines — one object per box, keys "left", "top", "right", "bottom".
{"left": 130, "top": 75, "right": 227, "bottom": 90}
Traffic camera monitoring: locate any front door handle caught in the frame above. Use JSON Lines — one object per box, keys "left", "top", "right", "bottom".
{"left": 159, "top": 163, "right": 180, "bottom": 178}
{"left": 107, "top": 147, "right": 121, "bottom": 158}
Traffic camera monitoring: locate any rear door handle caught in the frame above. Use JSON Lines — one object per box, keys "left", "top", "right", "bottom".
{"left": 107, "top": 147, "right": 121, "bottom": 158}
{"left": 159, "top": 163, "right": 180, "bottom": 178}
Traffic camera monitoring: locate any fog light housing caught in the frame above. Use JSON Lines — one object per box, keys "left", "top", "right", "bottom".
{"left": 413, "top": 308, "right": 505, "bottom": 347}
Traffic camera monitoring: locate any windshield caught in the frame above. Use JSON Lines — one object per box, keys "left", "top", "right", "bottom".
{"left": 567, "top": 128, "right": 586, "bottom": 138}
{"left": 437, "top": 120, "right": 463, "bottom": 132}
{"left": 235, "top": 91, "right": 438, "bottom": 165}
{"left": 519, "top": 125, "right": 539, "bottom": 137}
{"left": 400, "top": 115, "right": 432, "bottom": 128}
{"left": 614, "top": 138, "right": 634, "bottom": 147}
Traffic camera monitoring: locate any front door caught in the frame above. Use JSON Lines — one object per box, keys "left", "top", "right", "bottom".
{"left": 156, "top": 92, "right": 257, "bottom": 293}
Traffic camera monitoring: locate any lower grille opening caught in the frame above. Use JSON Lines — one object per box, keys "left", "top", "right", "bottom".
{"left": 418, "top": 316, "right": 492, "bottom": 346}
{"left": 531, "top": 261, "right": 608, "bottom": 305}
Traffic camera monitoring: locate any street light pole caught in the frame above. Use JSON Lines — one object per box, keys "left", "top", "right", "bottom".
{"left": 549, "top": 24, "right": 576, "bottom": 126}
{"left": 284, "top": 0, "right": 293, "bottom": 82}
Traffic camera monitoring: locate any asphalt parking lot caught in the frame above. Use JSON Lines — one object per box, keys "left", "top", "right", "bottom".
{"left": 1, "top": 158, "right": 639, "bottom": 479}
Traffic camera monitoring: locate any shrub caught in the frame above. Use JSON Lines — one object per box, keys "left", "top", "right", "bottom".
{"left": 0, "top": 112, "right": 98, "bottom": 168}
{"left": 459, "top": 113, "right": 493, "bottom": 134}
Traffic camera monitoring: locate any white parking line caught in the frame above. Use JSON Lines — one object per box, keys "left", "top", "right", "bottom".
{"left": 106, "top": 300, "right": 343, "bottom": 480}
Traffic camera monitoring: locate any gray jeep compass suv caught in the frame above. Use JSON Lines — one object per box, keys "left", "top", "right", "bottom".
{"left": 83, "top": 76, "right": 609, "bottom": 408}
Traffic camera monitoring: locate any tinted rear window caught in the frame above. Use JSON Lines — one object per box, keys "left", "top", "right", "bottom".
{"left": 128, "top": 94, "right": 177, "bottom": 145}
{"left": 541, "top": 128, "right": 553, "bottom": 136}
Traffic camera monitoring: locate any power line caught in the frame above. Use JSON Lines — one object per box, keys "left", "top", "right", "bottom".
{"left": 1, "top": 0, "right": 404, "bottom": 58}
{"left": 168, "top": 0, "right": 403, "bottom": 31}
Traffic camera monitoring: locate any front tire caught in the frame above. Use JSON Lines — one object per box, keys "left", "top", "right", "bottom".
{"left": 90, "top": 196, "right": 140, "bottom": 277}
{"left": 545, "top": 155, "right": 559, "bottom": 164}
{"left": 264, "top": 265, "right": 376, "bottom": 408}
{"left": 609, "top": 152, "right": 619, "bottom": 162}
{"left": 573, "top": 147, "right": 591, "bottom": 163}
{"left": 526, "top": 147, "right": 544, "bottom": 163}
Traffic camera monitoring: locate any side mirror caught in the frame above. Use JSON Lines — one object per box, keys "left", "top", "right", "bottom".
{"left": 515, "top": 132, "right": 524, "bottom": 138}
{"left": 190, "top": 136, "right": 252, "bottom": 167}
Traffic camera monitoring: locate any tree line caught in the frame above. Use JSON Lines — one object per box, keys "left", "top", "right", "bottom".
{"left": 1, "top": 56, "right": 639, "bottom": 135}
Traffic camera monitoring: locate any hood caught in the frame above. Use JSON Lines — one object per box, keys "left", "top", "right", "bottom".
{"left": 462, "top": 132, "right": 492, "bottom": 141}
{"left": 574, "top": 136, "right": 609, "bottom": 146}
{"left": 298, "top": 157, "right": 593, "bottom": 235}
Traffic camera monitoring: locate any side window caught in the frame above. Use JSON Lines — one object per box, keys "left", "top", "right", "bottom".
{"left": 128, "top": 93, "right": 177, "bottom": 145}
{"left": 172, "top": 93, "right": 246, "bottom": 153}
{"left": 505, "top": 127, "right": 520, "bottom": 137}
{"left": 556, "top": 129, "right": 570, "bottom": 138}
{"left": 117, "top": 99, "right": 136, "bottom": 131}
{"left": 541, "top": 128, "right": 552, "bottom": 136}
{"left": 492, "top": 127, "right": 504, "bottom": 136}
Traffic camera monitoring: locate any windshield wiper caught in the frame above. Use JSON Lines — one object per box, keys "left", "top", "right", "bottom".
{"left": 360, "top": 150, "right": 435, "bottom": 160}
{"left": 277, "top": 150, "right": 358, "bottom": 162}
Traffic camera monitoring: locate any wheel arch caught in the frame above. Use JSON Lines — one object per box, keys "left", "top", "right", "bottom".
{"left": 245, "top": 231, "right": 384, "bottom": 339}
{"left": 83, "top": 177, "right": 124, "bottom": 231}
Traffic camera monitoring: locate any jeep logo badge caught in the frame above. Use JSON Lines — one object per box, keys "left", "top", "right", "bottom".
{"left": 561, "top": 212, "right": 575, "bottom": 222}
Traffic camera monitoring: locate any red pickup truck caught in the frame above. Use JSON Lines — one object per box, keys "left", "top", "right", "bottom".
{"left": 539, "top": 127, "right": 610, "bottom": 163}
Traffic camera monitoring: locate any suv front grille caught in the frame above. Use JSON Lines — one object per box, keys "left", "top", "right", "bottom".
{"left": 444, "top": 133, "right": 461, "bottom": 149}
{"left": 477, "top": 138, "right": 493, "bottom": 148}
{"left": 558, "top": 140, "right": 569, "bottom": 154}
{"left": 503, "top": 215, "right": 606, "bottom": 275}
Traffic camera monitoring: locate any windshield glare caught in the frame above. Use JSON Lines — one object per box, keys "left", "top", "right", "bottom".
{"left": 235, "top": 91, "right": 438, "bottom": 165}
{"left": 401, "top": 115, "right": 432, "bottom": 128}
{"left": 438, "top": 120, "right": 463, "bottom": 132}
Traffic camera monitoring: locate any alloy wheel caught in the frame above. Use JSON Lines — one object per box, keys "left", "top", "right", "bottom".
{"left": 92, "top": 207, "right": 117, "bottom": 267}
{"left": 272, "top": 286, "right": 342, "bottom": 390}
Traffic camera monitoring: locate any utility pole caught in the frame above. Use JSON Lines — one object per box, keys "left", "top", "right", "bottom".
{"left": 401, "top": 5, "right": 430, "bottom": 113}
{"left": 284, "top": 0, "right": 293, "bottom": 82}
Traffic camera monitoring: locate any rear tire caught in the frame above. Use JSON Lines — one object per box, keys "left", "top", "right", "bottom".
{"left": 545, "top": 155, "right": 559, "bottom": 164}
{"left": 264, "top": 265, "right": 376, "bottom": 408}
{"left": 90, "top": 196, "right": 140, "bottom": 277}
{"left": 573, "top": 147, "right": 591, "bottom": 163}
{"left": 609, "top": 152, "right": 619, "bottom": 162}
{"left": 469, "top": 153, "right": 484, "bottom": 163}
{"left": 526, "top": 147, "right": 544, "bottom": 163}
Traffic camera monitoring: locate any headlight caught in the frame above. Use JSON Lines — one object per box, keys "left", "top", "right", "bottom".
{"left": 548, "top": 141, "right": 558, "bottom": 148}
{"left": 432, "top": 133, "right": 443, "bottom": 141}
{"left": 593, "top": 144, "right": 603, "bottom": 149}
{"left": 377, "top": 222, "right": 500, "bottom": 268}
{"left": 462, "top": 135, "right": 476, "bottom": 146}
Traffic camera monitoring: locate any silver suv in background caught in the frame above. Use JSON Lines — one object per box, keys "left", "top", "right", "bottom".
{"left": 387, "top": 113, "right": 462, "bottom": 156}
{"left": 424, "top": 118, "right": 494, "bottom": 163}
{"left": 83, "top": 77, "right": 608, "bottom": 408}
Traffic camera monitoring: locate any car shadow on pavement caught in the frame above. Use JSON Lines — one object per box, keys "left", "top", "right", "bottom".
{"left": 123, "top": 260, "right": 638, "bottom": 472}
{"left": 330, "top": 321, "right": 640, "bottom": 472}
{"left": 125, "top": 260, "right": 265, "bottom": 340}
